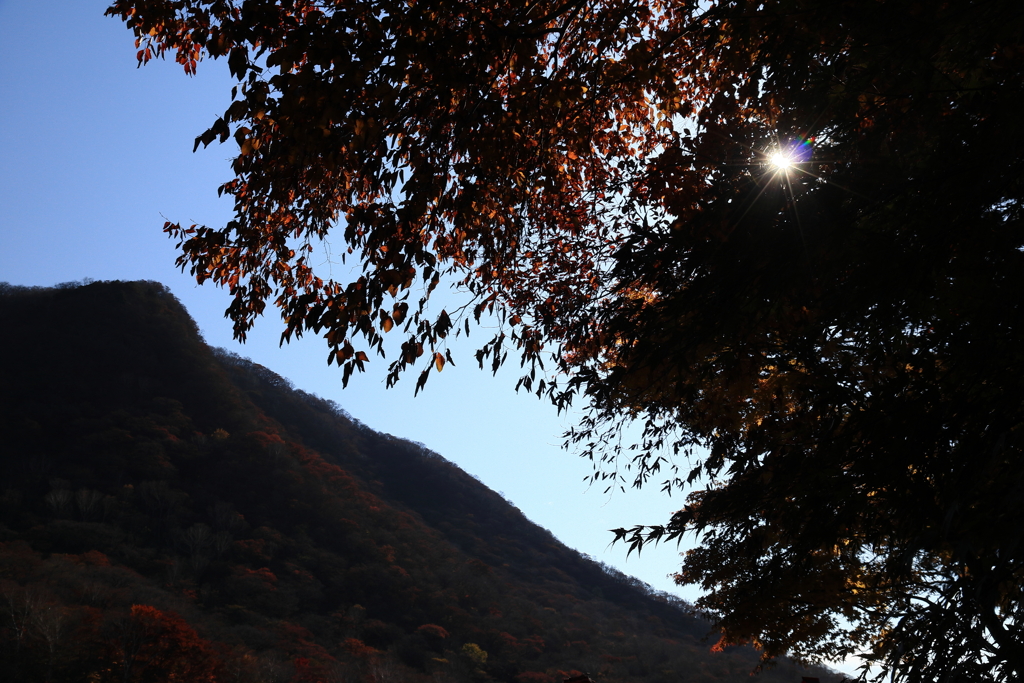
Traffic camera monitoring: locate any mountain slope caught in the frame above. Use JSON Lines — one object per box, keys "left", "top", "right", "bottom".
{"left": 0, "top": 280, "right": 837, "bottom": 683}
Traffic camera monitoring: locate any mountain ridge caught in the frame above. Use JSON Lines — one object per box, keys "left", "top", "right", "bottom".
{"left": 0, "top": 279, "right": 837, "bottom": 683}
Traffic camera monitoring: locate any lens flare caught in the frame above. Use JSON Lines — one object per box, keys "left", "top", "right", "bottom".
{"left": 768, "top": 138, "right": 814, "bottom": 171}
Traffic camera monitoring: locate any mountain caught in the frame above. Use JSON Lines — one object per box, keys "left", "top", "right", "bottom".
{"left": 0, "top": 280, "right": 838, "bottom": 683}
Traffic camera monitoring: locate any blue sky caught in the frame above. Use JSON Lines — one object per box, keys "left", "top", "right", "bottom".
{"left": 0, "top": 1, "right": 701, "bottom": 603}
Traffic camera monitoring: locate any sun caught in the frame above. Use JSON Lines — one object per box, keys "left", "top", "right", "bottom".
{"left": 769, "top": 152, "right": 794, "bottom": 170}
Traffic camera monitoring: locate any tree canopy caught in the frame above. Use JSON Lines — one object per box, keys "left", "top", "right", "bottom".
{"left": 106, "top": 0, "right": 1024, "bottom": 681}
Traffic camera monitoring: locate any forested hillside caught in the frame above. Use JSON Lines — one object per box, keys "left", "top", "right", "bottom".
{"left": 0, "top": 280, "right": 836, "bottom": 682}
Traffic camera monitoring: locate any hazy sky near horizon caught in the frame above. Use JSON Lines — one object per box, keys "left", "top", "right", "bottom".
{"left": 0, "top": 1, "right": 702, "bottom": 602}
